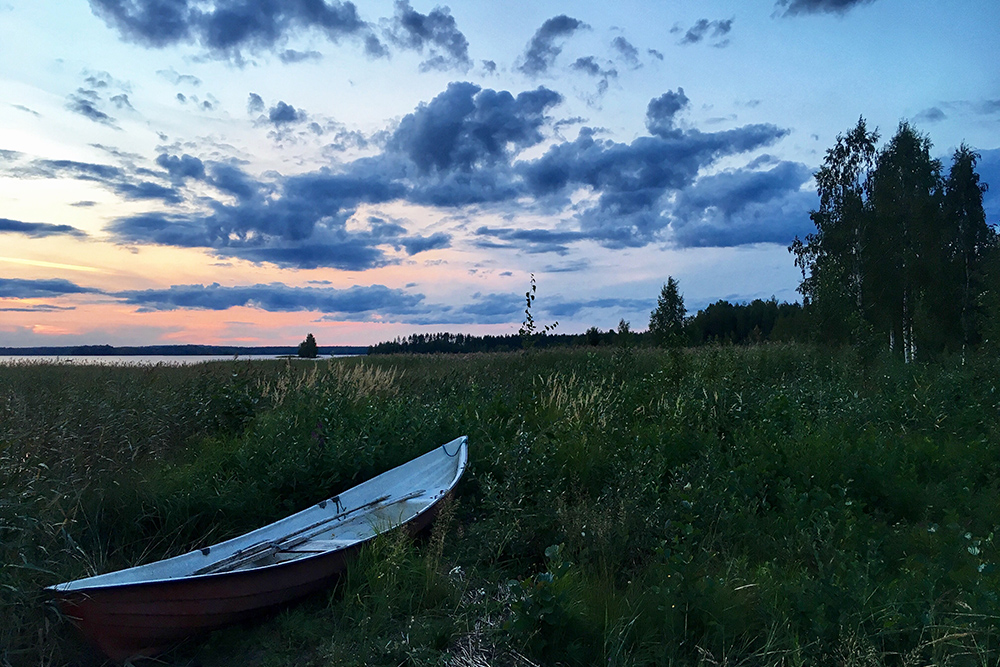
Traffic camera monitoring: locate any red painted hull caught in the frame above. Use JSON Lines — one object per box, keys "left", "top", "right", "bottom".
{"left": 48, "top": 435, "right": 469, "bottom": 663}
{"left": 56, "top": 503, "right": 442, "bottom": 662}
{"left": 56, "top": 544, "right": 359, "bottom": 661}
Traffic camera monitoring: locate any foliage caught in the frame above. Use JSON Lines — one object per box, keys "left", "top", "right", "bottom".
{"left": 297, "top": 333, "right": 319, "bottom": 358}
{"left": 518, "top": 273, "right": 559, "bottom": 349}
{"left": 791, "top": 119, "right": 997, "bottom": 360}
{"left": 7, "top": 347, "right": 1000, "bottom": 665}
{"left": 649, "top": 276, "right": 686, "bottom": 347}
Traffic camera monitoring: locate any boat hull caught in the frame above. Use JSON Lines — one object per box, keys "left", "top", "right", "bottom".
{"left": 49, "top": 438, "right": 465, "bottom": 662}
{"left": 58, "top": 543, "right": 361, "bottom": 661}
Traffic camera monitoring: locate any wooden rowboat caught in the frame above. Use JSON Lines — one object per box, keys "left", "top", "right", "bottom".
{"left": 48, "top": 436, "right": 468, "bottom": 662}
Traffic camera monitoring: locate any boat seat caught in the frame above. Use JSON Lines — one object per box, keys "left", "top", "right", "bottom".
{"left": 280, "top": 539, "right": 356, "bottom": 553}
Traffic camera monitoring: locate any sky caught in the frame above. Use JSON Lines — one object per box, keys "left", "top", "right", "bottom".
{"left": 1, "top": 0, "right": 998, "bottom": 347}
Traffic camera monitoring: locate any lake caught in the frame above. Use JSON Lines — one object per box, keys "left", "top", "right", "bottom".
{"left": 0, "top": 355, "right": 355, "bottom": 366}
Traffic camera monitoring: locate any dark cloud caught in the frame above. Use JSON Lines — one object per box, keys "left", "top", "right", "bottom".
{"left": 385, "top": 0, "right": 470, "bottom": 72}
{"left": 669, "top": 161, "right": 814, "bottom": 247}
{"left": 247, "top": 92, "right": 265, "bottom": 114}
{"left": 401, "top": 232, "right": 451, "bottom": 254}
{"left": 445, "top": 292, "right": 521, "bottom": 324}
{"left": 0, "top": 217, "right": 88, "bottom": 238}
{"left": 268, "top": 101, "right": 305, "bottom": 125}
{"left": 67, "top": 88, "right": 118, "bottom": 127}
{"left": 156, "top": 153, "right": 206, "bottom": 181}
{"left": 913, "top": 107, "right": 946, "bottom": 123}
{"left": 106, "top": 161, "right": 407, "bottom": 270}
{"left": 481, "top": 60, "right": 497, "bottom": 75}
{"left": 611, "top": 36, "right": 640, "bottom": 68}
{"left": 0, "top": 278, "right": 102, "bottom": 298}
{"left": 518, "top": 117, "right": 790, "bottom": 247}
{"left": 112, "top": 282, "right": 425, "bottom": 317}
{"left": 279, "top": 48, "right": 322, "bottom": 63}
{"left": 473, "top": 226, "right": 585, "bottom": 254}
{"left": 647, "top": 48, "right": 664, "bottom": 61}
{"left": 680, "top": 18, "right": 733, "bottom": 45}
{"left": 176, "top": 92, "right": 187, "bottom": 104}
{"left": 775, "top": 0, "right": 877, "bottom": 16}
{"left": 88, "top": 0, "right": 378, "bottom": 61}
{"left": 979, "top": 100, "right": 1000, "bottom": 115}
{"left": 570, "top": 57, "right": 617, "bottom": 96}
{"left": 0, "top": 304, "right": 76, "bottom": 312}
{"left": 389, "top": 81, "right": 562, "bottom": 174}
{"left": 646, "top": 88, "right": 690, "bottom": 137}
{"left": 545, "top": 296, "right": 651, "bottom": 318}
{"left": 15, "top": 158, "right": 183, "bottom": 205}
{"left": 518, "top": 15, "right": 587, "bottom": 77}
{"left": 96, "top": 83, "right": 795, "bottom": 269}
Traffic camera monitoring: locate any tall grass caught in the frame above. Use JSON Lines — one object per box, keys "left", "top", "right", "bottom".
{"left": 4, "top": 347, "right": 1000, "bottom": 665}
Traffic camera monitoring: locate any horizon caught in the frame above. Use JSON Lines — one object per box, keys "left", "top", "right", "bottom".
{"left": 1, "top": 0, "right": 998, "bottom": 347}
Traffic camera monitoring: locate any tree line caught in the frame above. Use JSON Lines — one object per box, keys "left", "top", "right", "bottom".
{"left": 791, "top": 118, "right": 995, "bottom": 360}
{"left": 368, "top": 119, "right": 994, "bottom": 358}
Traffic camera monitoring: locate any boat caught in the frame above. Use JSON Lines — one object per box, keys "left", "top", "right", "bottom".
{"left": 48, "top": 436, "right": 469, "bottom": 662}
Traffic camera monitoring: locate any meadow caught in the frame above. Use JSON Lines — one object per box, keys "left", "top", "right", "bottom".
{"left": 3, "top": 344, "right": 1000, "bottom": 666}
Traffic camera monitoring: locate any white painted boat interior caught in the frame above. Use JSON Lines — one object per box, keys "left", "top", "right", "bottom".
{"left": 50, "top": 436, "right": 468, "bottom": 591}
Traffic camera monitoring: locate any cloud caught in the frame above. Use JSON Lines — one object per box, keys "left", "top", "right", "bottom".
{"left": 0, "top": 304, "right": 76, "bottom": 312}
{"left": 646, "top": 88, "right": 690, "bottom": 137}
{"left": 545, "top": 296, "right": 652, "bottom": 318}
{"left": 444, "top": 292, "right": 521, "bottom": 324}
{"left": 518, "top": 15, "right": 587, "bottom": 77}
{"left": 0, "top": 277, "right": 102, "bottom": 298}
{"left": 12, "top": 104, "right": 41, "bottom": 117}
{"left": 156, "top": 68, "right": 202, "bottom": 86}
{"left": 88, "top": 0, "right": 380, "bottom": 62}
{"left": 473, "top": 226, "right": 585, "bottom": 254}
{"left": 570, "top": 57, "right": 617, "bottom": 95}
{"left": 247, "top": 92, "right": 265, "bottom": 114}
{"left": 978, "top": 100, "right": 1000, "bottom": 115}
{"left": 669, "top": 161, "right": 814, "bottom": 247}
{"left": 401, "top": 232, "right": 451, "bottom": 254}
{"left": 680, "top": 18, "right": 733, "bottom": 45}
{"left": 913, "top": 107, "right": 946, "bottom": 123}
{"left": 775, "top": 0, "right": 877, "bottom": 16}
{"left": 156, "top": 153, "right": 206, "bottom": 181}
{"left": 110, "top": 93, "right": 133, "bottom": 109}
{"left": 67, "top": 88, "right": 119, "bottom": 127}
{"left": 279, "top": 48, "right": 323, "bottom": 63}
{"left": 611, "top": 36, "right": 640, "bottom": 68}
{"left": 95, "top": 83, "right": 794, "bottom": 269}
{"left": 389, "top": 81, "right": 562, "bottom": 174}
{"left": 385, "top": 0, "right": 470, "bottom": 72}
{"left": 518, "top": 114, "right": 790, "bottom": 247}
{"left": 13, "top": 158, "right": 183, "bottom": 204}
{"left": 112, "top": 281, "right": 425, "bottom": 318}
{"left": 268, "top": 101, "right": 306, "bottom": 125}
{"left": 0, "top": 217, "right": 88, "bottom": 238}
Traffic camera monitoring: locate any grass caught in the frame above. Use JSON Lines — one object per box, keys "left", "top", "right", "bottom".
{"left": 3, "top": 345, "right": 1000, "bottom": 665}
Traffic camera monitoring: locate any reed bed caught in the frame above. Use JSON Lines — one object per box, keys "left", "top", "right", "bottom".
{"left": 3, "top": 347, "right": 1000, "bottom": 666}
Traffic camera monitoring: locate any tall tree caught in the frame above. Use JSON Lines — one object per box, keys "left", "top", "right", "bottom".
{"left": 868, "top": 122, "right": 942, "bottom": 361}
{"left": 944, "top": 144, "right": 994, "bottom": 352}
{"left": 649, "top": 276, "right": 686, "bottom": 347}
{"left": 790, "top": 117, "right": 879, "bottom": 344}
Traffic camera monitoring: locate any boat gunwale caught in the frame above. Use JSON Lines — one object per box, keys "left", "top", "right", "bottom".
{"left": 47, "top": 437, "right": 468, "bottom": 594}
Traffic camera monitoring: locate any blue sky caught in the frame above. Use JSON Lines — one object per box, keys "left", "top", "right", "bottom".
{"left": 0, "top": 0, "right": 997, "bottom": 346}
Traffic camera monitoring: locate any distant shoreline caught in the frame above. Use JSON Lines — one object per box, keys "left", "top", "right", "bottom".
{"left": 0, "top": 344, "right": 368, "bottom": 356}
